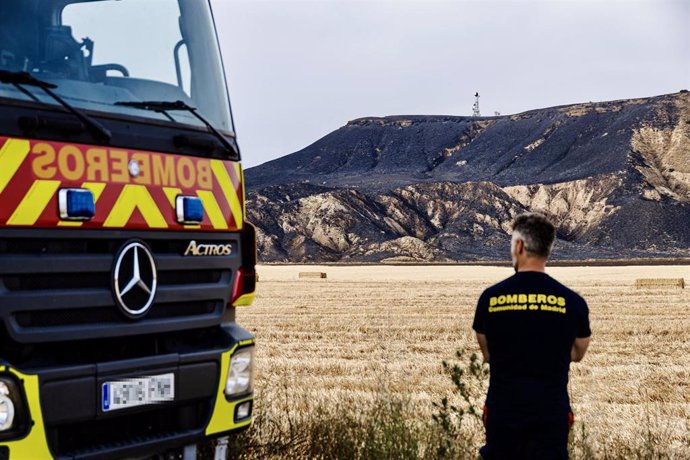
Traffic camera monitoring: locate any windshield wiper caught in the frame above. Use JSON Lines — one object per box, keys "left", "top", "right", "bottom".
{"left": 114, "top": 100, "right": 238, "bottom": 158}
{"left": 0, "top": 70, "right": 112, "bottom": 142}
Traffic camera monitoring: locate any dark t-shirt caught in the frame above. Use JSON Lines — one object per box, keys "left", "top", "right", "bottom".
{"left": 472, "top": 271, "right": 591, "bottom": 415}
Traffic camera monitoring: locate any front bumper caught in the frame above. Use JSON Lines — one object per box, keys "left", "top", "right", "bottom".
{"left": 0, "top": 324, "right": 254, "bottom": 459}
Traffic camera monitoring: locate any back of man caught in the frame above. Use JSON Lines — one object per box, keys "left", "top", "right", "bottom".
{"left": 472, "top": 213, "right": 591, "bottom": 460}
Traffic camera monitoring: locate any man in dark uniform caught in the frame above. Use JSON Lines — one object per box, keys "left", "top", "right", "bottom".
{"left": 472, "top": 213, "right": 591, "bottom": 460}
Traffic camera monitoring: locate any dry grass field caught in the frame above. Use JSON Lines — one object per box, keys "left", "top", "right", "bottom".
{"left": 235, "top": 265, "right": 690, "bottom": 458}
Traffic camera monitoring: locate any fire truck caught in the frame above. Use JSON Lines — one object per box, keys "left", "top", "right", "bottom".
{"left": 0, "top": 0, "right": 257, "bottom": 458}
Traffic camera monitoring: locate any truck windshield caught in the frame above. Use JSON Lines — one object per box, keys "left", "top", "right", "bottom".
{"left": 0, "top": 0, "right": 234, "bottom": 134}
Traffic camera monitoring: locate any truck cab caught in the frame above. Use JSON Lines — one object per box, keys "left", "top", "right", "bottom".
{"left": 0, "top": 1, "right": 257, "bottom": 458}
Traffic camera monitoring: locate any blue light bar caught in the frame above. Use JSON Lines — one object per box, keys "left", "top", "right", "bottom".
{"left": 58, "top": 188, "right": 95, "bottom": 221}
{"left": 176, "top": 195, "right": 204, "bottom": 224}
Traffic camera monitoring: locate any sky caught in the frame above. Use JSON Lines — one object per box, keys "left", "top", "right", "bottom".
{"left": 211, "top": 0, "right": 690, "bottom": 168}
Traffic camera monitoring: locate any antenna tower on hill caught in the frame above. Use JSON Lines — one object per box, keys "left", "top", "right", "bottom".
{"left": 472, "top": 92, "right": 481, "bottom": 117}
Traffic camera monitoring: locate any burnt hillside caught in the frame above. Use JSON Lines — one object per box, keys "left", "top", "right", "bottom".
{"left": 246, "top": 92, "right": 690, "bottom": 262}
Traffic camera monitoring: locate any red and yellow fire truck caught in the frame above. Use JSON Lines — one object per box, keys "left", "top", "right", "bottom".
{"left": 0, "top": 1, "right": 257, "bottom": 458}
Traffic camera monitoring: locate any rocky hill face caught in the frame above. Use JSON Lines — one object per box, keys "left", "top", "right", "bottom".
{"left": 245, "top": 92, "right": 690, "bottom": 262}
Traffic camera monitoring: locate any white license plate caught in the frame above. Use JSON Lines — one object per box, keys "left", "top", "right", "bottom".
{"left": 102, "top": 373, "right": 175, "bottom": 412}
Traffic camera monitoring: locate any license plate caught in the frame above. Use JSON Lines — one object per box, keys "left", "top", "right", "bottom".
{"left": 102, "top": 373, "right": 175, "bottom": 412}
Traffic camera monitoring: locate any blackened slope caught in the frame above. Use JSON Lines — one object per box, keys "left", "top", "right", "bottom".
{"left": 431, "top": 99, "right": 655, "bottom": 186}
{"left": 246, "top": 94, "right": 681, "bottom": 191}
{"left": 587, "top": 199, "right": 690, "bottom": 254}
{"left": 246, "top": 116, "right": 495, "bottom": 190}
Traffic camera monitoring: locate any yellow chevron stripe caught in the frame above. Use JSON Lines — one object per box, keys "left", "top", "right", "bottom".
{"left": 103, "top": 185, "right": 167, "bottom": 228}
{"left": 83, "top": 182, "right": 106, "bottom": 202}
{"left": 58, "top": 182, "right": 107, "bottom": 227}
{"left": 163, "top": 187, "right": 181, "bottom": 208}
{"left": 196, "top": 190, "right": 228, "bottom": 230}
{"left": 211, "top": 160, "right": 243, "bottom": 229}
{"left": 234, "top": 163, "right": 246, "bottom": 221}
{"left": 163, "top": 187, "right": 200, "bottom": 229}
{"left": 0, "top": 138, "right": 31, "bottom": 196}
{"left": 7, "top": 180, "right": 60, "bottom": 226}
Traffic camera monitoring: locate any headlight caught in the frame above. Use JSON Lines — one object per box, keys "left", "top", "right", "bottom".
{"left": 0, "top": 382, "right": 15, "bottom": 431}
{"left": 224, "top": 347, "right": 254, "bottom": 397}
{"left": 0, "top": 376, "right": 28, "bottom": 440}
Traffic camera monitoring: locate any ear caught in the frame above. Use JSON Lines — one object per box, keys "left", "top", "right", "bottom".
{"left": 516, "top": 239, "right": 524, "bottom": 255}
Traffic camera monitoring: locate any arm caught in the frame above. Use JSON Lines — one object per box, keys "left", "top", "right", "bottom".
{"left": 572, "top": 296, "right": 592, "bottom": 363}
{"left": 472, "top": 290, "right": 490, "bottom": 362}
{"left": 476, "top": 332, "right": 490, "bottom": 363}
{"left": 571, "top": 336, "right": 590, "bottom": 362}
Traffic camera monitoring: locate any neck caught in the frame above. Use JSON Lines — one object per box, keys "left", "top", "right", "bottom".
{"left": 517, "top": 257, "right": 547, "bottom": 273}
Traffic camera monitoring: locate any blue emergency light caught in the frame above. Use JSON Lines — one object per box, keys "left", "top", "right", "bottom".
{"left": 176, "top": 195, "right": 204, "bottom": 224}
{"left": 58, "top": 188, "right": 95, "bottom": 221}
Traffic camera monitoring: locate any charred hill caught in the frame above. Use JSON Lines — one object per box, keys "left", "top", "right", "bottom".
{"left": 245, "top": 92, "right": 690, "bottom": 262}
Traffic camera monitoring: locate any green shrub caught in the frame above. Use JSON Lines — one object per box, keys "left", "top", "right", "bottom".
{"left": 430, "top": 350, "right": 488, "bottom": 459}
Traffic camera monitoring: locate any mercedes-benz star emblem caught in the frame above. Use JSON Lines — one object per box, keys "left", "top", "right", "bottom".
{"left": 112, "top": 241, "right": 157, "bottom": 318}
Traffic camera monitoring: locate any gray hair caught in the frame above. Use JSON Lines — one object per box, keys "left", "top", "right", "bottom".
{"left": 512, "top": 213, "right": 556, "bottom": 258}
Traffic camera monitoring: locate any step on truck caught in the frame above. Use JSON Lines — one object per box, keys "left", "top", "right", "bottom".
{"left": 0, "top": 1, "right": 258, "bottom": 458}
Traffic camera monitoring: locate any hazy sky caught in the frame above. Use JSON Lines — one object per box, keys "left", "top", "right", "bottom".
{"left": 212, "top": 0, "right": 689, "bottom": 168}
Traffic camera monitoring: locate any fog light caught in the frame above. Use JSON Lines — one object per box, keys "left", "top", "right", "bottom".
{"left": 225, "top": 347, "right": 254, "bottom": 397}
{"left": 0, "top": 382, "right": 15, "bottom": 432}
{"left": 58, "top": 188, "right": 95, "bottom": 220}
{"left": 176, "top": 195, "right": 204, "bottom": 224}
{"left": 235, "top": 401, "right": 251, "bottom": 421}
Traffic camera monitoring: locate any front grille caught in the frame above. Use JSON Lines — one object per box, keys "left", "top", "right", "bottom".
{"left": 4, "top": 270, "right": 222, "bottom": 291}
{"left": 0, "top": 235, "right": 208, "bottom": 256}
{"left": 0, "top": 229, "right": 242, "bottom": 343}
{"left": 4, "top": 272, "right": 111, "bottom": 291}
{"left": 14, "top": 301, "right": 218, "bottom": 328}
{"left": 46, "top": 401, "right": 211, "bottom": 458}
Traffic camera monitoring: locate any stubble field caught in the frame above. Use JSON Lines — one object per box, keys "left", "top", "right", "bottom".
{"left": 235, "top": 265, "right": 690, "bottom": 458}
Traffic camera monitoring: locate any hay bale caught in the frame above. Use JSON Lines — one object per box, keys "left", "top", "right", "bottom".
{"left": 299, "top": 271, "right": 327, "bottom": 280}
{"left": 634, "top": 278, "right": 685, "bottom": 289}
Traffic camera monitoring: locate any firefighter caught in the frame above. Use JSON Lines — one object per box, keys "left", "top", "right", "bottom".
{"left": 472, "top": 213, "right": 591, "bottom": 460}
